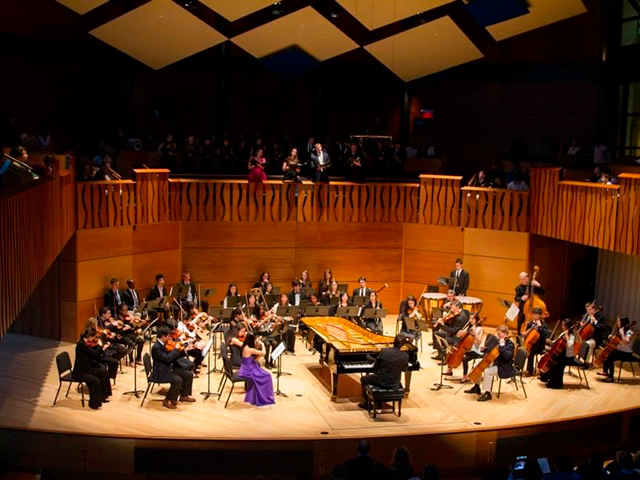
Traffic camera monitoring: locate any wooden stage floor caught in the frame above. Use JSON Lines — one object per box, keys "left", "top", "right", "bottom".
{"left": 0, "top": 318, "right": 639, "bottom": 442}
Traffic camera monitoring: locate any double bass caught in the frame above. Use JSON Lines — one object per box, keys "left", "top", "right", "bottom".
{"left": 521, "top": 266, "right": 547, "bottom": 334}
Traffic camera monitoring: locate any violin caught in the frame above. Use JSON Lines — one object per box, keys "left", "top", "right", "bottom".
{"left": 467, "top": 334, "right": 500, "bottom": 384}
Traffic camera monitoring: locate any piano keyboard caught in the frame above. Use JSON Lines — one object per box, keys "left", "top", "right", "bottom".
{"left": 342, "top": 361, "right": 375, "bottom": 370}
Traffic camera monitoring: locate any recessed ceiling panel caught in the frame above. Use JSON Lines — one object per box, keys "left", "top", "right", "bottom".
{"left": 199, "top": 0, "right": 275, "bottom": 21}
{"left": 90, "top": 0, "right": 226, "bottom": 70}
{"left": 232, "top": 7, "right": 359, "bottom": 62}
{"left": 365, "top": 16, "right": 483, "bottom": 82}
{"left": 336, "top": 0, "right": 454, "bottom": 30}
{"left": 56, "top": 0, "right": 109, "bottom": 15}
{"left": 487, "top": 0, "right": 587, "bottom": 41}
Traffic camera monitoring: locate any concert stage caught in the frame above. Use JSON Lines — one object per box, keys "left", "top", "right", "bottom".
{"left": 1, "top": 318, "right": 639, "bottom": 478}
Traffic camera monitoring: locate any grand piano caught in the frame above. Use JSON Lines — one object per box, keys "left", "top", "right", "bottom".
{"left": 304, "top": 316, "right": 420, "bottom": 400}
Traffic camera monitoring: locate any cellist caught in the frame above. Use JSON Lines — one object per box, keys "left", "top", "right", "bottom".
{"left": 443, "top": 312, "right": 485, "bottom": 380}
{"left": 598, "top": 316, "right": 634, "bottom": 383}
{"left": 580, "top": 301, "right": 607, "bottom": 366}
{"left": 523, "top": 307, "right": 549, "bottom": 376}
{"left": 539, "top": 319, "right": 575, "bottom": 389}
{"left": 432, "top": 301, "right": 469, "bottom": 362}
{"left": 465, "top": 324, "right": 514, "bottom": 402}
{"left": 514, "top": 271, "right": 544, "bottom": 333}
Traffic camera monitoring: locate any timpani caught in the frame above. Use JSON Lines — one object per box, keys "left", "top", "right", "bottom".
{"left": 459, "top": 296, "right": 483, "bottom": 313}
{"left": 420, "top": 292, "right": 447, "bottom": 320}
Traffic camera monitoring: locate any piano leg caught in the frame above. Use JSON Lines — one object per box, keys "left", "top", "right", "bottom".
{"left": 404, "top": 370, "right": 413, "bottom": 397}
{"left": 331, "top": 372, "right": 339, "bottom": 401}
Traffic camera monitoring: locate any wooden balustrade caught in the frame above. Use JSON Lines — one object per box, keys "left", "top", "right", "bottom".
{"left": 135, "top": 169, "right": 170, "bottom": 224}
{"left": 418, "top": 175, "right": 461, "bottom": 226}
{"left": 76, "top": 180, "right": 135, "bottom": 229}
{"left": 0, "top": 173, "right": 75, "bottom": 338}
{"left": 530, "top": 167, "right": 562, "bottom": 239}
{"left": 461, "top": 187, "right": 529, "bottom": 232}
{"left": 615, "top": 173, "right": 640, "bottom": 256}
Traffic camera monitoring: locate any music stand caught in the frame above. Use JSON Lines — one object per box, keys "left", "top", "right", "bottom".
{"left": 202, "top": 287, "right": 216, "bottom": 298}
{"left": 431, "top": 334, "right": 454, "bottom": 392}
{"left": 271, "top": 341, "right": 287, "bottom": 398}
{"left": 200, "top": 323, "right": 223, "bottom": 400}
{"left": 301, "top": 287, "right": 314, "bottom": 298}
{"left": 437, "top": 276, "right": 454, "bottom": 288}
{"left": 122, "top": 319, "right": 157, "bottom": 399}
{"left": 352, "top": 295, "right": 367, "bottom": 306}
{"left": 336, "top": 306, "right": 361, "bottom": 319}
{"left": 272, "top": 286, "right": 281, "bottom": 295}
{"left": 264, "top": 294, "right": 279, "bottom": 307}
{"left": 362, "top": 308, "right": 387, "bottom": 332}
{"left": 338, "top": 283, "right": 349, "bottom": 293}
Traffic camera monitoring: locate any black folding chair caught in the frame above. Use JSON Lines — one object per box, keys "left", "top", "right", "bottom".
{"left": 617, "top": 338, "right": 640, "bottom": 383}
{"left": 53, "top": 352, "right": 86, "bottom": 408}
{"left": 140, "top": 353, "right": 171, "bottom": 407}
{"left": 218, "top": 354, "right": 250, "bottom": 408}
{"left": 497, "top": 347, "right": 528, "bottom": 399}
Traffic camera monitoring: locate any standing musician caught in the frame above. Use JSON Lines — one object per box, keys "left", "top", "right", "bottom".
{"left": 363, "top": 290, "right": 384, "bottom": 334}
{"left": 465, "top": 325, "right": 515, "bottom": 402}
{"left": 358, "top": 334, "right": 409, "bottom": 410}
{"left": 352, "top": 277, "right": 373, "bottom": 299}
{"left": 433, "top": 301, "right": 469, "bottom": 362}
{"left": 444, "top": 312, "right": 485, "bottom": 380}
{"left": 539, "top": 319, "right": 575, "bottom": 389}
{"left": 450, "top": 259, "right": 470, "bottom": 296}
{"left": 599, "top": 316, "right": 635, "bottom": 383}
{"left": 523, "top": 307, "right": 549, "bottom": 376}
{"left": 148, "top": 274, "right": 171, "bottom": 321}
{"left": 73, "top": 327, "right": 113, "bottom": 410}
{"left": 253, "top": 271, "right": 271, "bottom": 289}
{"left": 122, "top": 278, "right": 141, "bottom": 311}
{"left": 514, "top": 271, "right": 545, "bottom": 333}
{"left": 580, "top": 301, "right": 607, "bottom": 365}
{"left": 150, "top": 326, "right": 196, "bottom": 409}
{"left": 103, "top": 278, "right": 122, "bottom": 315}
{"left": 310, "top": 142, "right": 331, "bottom": 182}
{"left": 117, "top": 303, "right": 145, "bottom": 365}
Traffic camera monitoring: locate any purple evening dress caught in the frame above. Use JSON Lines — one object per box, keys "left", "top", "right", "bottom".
{"left": 238, "top": 356, "right": 275, "bottom": 406}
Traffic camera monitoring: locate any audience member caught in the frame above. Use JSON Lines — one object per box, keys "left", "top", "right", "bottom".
{"left": 547, "top": 455, "right": 580, "bottom": 480}
{"left": 389, "top": 446, "right": 414, "bottom": 480}
{"left": 248, "top": 148, "right": 267, "bottom": 183}
{"left": 576, "top": 454, "right": 608, "bottom": 480}
{"left": 344, "top": 440, "right": 377, "bottom": 480}
{"left": 594, "top": 141, "right": 611, "bottom": 164}
{"left": 507, "top": 173, "right": 530, "bottom": 191}
{"left": 331, "top": 464, "right": 347, "bottom": 480}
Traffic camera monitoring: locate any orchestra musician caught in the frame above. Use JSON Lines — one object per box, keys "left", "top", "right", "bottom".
{"left": 352, "top": 277, "right": 373, "bottom": 299}
{"left": 223, "top": 283, "right": 240, "bottom": 308}
{"left": 599, "top": 316, "right": 635, "bottom": 383}
{"left": 117, "top": 303, "right": 145, "bottom": 365}
{"left": 177, "top": 305, "right": 207, "bottom": 373}
{"left": 581, "top": 301, "right": 607, "bottom": 365}
{"left": 318, "top": 269, "right": 334, "bottom": 297}
{"left": 150, "top": 326, "right": 196, "bottom": 409}
{"left": 244, "top": 292, "right": 261, "bottom": 321}
{"left": 88, "top": 316, "right": 125, "bottom": 381}
{"left": 147, "top": 273, "right": 171, "bottom": 321}
{"left": 444, "top": 312, "right": 485, "bottom": 380}
{"left": 433, "top": 301, "right": 469, "bottom": 362}
{"left": 178, "top": 272, "right": 201, "bottom": 309}
{"left": 523, "top": 307, "right": 549, "bottom": 376}
{"left": 103, "top": 278, "right": 122, "bottom": 315}
{"left": 399, "top": 295, "right": 422, "bottom": 339}
{"left": 333, "top": 291, "right": 354, "bottom": 319}
{"left": 269, "top": 293, "right": 297, "bottom": 355}
{"left": 465, "top": 325, "right": 515, "bottom": 402}
{"left": 323, "top": 280, "right": 341, "bottom": 306}
{"left": 288, "top": 279, "right": 307, "bottom": 307}
{"left": 263, "top": 281, "right": 275, "bottom": 296}
{"left": 260, "top": 294, "right": 292, "bottom": 368}
{"left": 358, "top": 334, "right": 409, "bottom": 410}
{"left": 227, "top": 323, "right": 248, "bottom": 369}
{"left": 441, "top": 290, "right": 456, "bottom": 312}
{"left": 237, "top": 333, "right": 275, "bottom": 406}
{"left": 253, "top": 271, "right": 271, "bottom": 290}
{"left": 73, "top": 327, "right": 113, "bottom": 410}
{"left": 539, "top": 319, "right": 575, "bottom": 389}
{"left": 515, "top": 271, "right": 545, "bottom": 333}
{"left": 450, "top": 259, "right": 469, "bottom": 296}
{"left": 299, "top": 270, "right": 312, "bottom": 289}
{"left": 122, "top": 278, "right": 141, "bottom": 311}
{"left": 363, "top": 290, "right": 384, "bottom": 334}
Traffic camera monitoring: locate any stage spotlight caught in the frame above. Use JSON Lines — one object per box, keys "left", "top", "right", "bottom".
{"left": 272, "top": 1, "right": 283, "bottom": 15}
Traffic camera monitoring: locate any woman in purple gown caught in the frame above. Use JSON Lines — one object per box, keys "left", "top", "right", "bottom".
{"left": 237, "top": 333, "right": 275, "bottom": 406}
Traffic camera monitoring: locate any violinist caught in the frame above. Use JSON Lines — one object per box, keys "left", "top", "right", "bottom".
{"left": 523, "top": 307, "right": 549, "bottom": 376}
{"left": 515, "top": 271, "right": 544, "bottom": 333}
{"left": 73, "top": 327, "right": 113, "bottom": 410}
{"left": 539, "top": 319, "right": 575, "bottom": 389}
{"left": 263, "top": 281, "right": 275, "bottom": 296}
{"left": 253, "top": 271, "right": 271, "bottom": 289}
{"left": 245, "top": 292, "right": 261, "bottom": 320}
{"left": 599, "top": 316, "right": 634, "bottom": 383}
{"left": 223, "top": 283, "right": 240, "bottom": 308}
{"left": 580, "top": 301, "right": 607, "bottom": 365}
{"left": 177, "top": 309, "right": 206, "bottom": 374}
{"left": 441, "top": 290, "right": 456, "bottom": 312}
{"left": 150, "top": 326, "right": 196, "bottom": 409}
{"left": 444, "top": 312, "right": 484, "bottom": 380}
{"left": 228, "top": 324, "right": 248, "bottom": 369}
{"left": 88, "top": 316, "right": 125, "bottom": 381}
{"left": 363, "top": 290, "right": 384, "bottom": 334}
{"left": 433, "top": 301, "right": 469, "bottom": 362}
{"left": 400, "top": 295, "right": 423, "bottom": 339}
{"left": 103, "top": 278, "right": 122, "bottom": 315}
{"left": 117, "top": 303, "right": 144, "bottom": 366}
{"left": 465, "top": 325, "right": 514, "bottom": 402}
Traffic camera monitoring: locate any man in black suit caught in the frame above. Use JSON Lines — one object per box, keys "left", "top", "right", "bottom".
{"left": 310, "top": 143, "right": 331, "bottom": 182}
{"left": 352, "top": 277, "right": 373, "bottom": 299}
{"left": 72, "top": 327, "right": 112, "bottom": 410}
{"left": 358, "top": 334, "right": 409, "bottom": 409}
{"left": 103, "top": 278, "right": 122, "bottom": 315}
{"left": 343, "top": 440, "right": 377, "bottom": 480}
{"left": 450, "top": 258, "right": 469, "bottom": 296}
{"left": 288, "top": 279, "right": 307, "bottom": 307}
{"left": 514, "top": 271, "right": 544, "bottom": 333}
{"left": 432, "top": 301, "right": 469, "bottom": 361}
{"left": 148, "top": 274, "right": 170, "bottom": 322}
{"left": 122, "top": 278, "right": 141, "bottom": 311}
{"left": 150, "top": 327, "right": 195, "bottom": 409}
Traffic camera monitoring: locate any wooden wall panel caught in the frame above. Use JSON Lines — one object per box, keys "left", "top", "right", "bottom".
{"left": 132, "top": 249, "right": 181, "bottom": 289}
{"left": 295, "top": 223, "right": 403, "bottom": 249}
{"left": 77, "top": 255, "right": 133, "bottom": 302}
{"left": 404, "top": 224, "right": 464, "bottom": 253}
{"left": 463, "top": 228, "right": 529, "bottom": 260}
{"left": 182, "top": 221, "right": 297, "bottom": 249}
{"left": 59, "top": 260, "right": 76, "bottom": 302}
{"left": 462, "top": 256, "right": 528, "bottom": 295}
{"left": 466, "top": 288, "right": 511, "bottom": 327}
{"left": 76, "top": 226, "right": 133, "bottom": 262}
{"left": 133, "top": 222, "right": 180, "bottom": 254}
{"left": 403, "top": 249, "right": 461, "bottom": 285}
{"left": 60, "top": 300, "right": 78, "bottom": 342}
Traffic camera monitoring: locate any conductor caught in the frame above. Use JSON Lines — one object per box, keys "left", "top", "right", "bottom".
{"left": 358, "top": 334, "right": 409, "bottom": 409}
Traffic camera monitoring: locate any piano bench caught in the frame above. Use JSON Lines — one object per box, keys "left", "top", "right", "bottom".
{"left": 365, "top": 385, "right": 404, "bottom": 419}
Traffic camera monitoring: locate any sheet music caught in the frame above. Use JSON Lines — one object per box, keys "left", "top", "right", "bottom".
{"left": 271, "top": 342, "right": 286, "bottom": 362}
{"left": 506, "top": 302, "right": 520, "bottom": 322}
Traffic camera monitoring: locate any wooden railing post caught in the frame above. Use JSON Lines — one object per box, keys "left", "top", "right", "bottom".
{"left": 134, "top": 168, "right": 170, "bottom": 225}
{"left": 419, "top": 174, "right": 462, "bottom": 226}
{"left": 615, "top": 173, "right": 640, "bottom": 256}
{"left": 529, "top": 167, "right": 562, "bottom": 238}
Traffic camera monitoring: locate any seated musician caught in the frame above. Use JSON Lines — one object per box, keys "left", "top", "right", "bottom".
{"left": 245, "top": 292, "right": 261, "bottom": 321}
{"left": 450, "top": 259, "right": 469, "bottom": 296}
{"left": 88, "top": 316, "right": 125, "bottom": 381}
{"left": 599, "top": 316, "right": 635, "bottom": 383}
{"left": 363, "top": 291, "right": 384, "bottom": 334}
{"left": 399, "top": 295, "right": 422, "bottom": 339}
{"left": 465, "top": 324, "right": 514, "bottom": 401}
{"left": 539, "top": 319, "right": 575, "bottom": 389}
{"left": 103, "top": 277, "right": 122, "bottom": 315}
{"left": 117, "top": 303, "right": 144, "bottom": 365}
{"left": 148, "top": 273, "right": 170, "bottom": 322}
{"left": 441, "top": 290, "right": 455, "bottom": 312}
{"left": 523, "top": 307, "right": 549, "bottom": 376}
{"left": 358, "top": 334, "right": 409, "bottom": 410}
{"left": 150, "top": 326, "right": 196, "bottom": 409}
{"left": 179, "top": 272, "right": 206, "bottom": 311}
{"left": 581, "top": 301, "right": 607, "bottom": 365}
{"left": 322, "top": 280, "right": 340, "bottom": 306}
{"left": 288, "top": 279, "right": 306, "bottom": 307}
{"left": 444, "top": 312, "right": 484, "bottom": 380}
{"left": 515, "top": 271, "right": 544, "bottom": 333}
{"left": 433, "top": 301, "right": 469, "bottom": 361}
{"left": 333, "top": 292, "right": 354, "bottom": 319}
{"left": 318, "top": 269, "right": 334, "bottom": 298}
{"left": 73, "top": 327, "right": 113, "bottom": 410}
{"left": 223, "top": 283, "right": 240, "bottom": 308}
{"left": 352, "top": 277, "right": 373, "bottom": 299}
{"left": 269, "top": 293, "right": 296, "bottom": 355}
{"left": 177, "top": 308, "right": 206, "bottom": 374}
{"left": 227, "top": 323, "right": 248, "bottom": 369}
{"left": 237, "top": 333, "right": 275, "bottom": 407}
{"left": 253, "top": 271, "right": 271, "bottom": 290}
{"left": 122, "top": 278, "right": 141, "bottom": 311}
{"left": 299, "top": 270, "right": 312, "bottom": 289}
{"left": 263, "top": 281, "right": 275, "bottom": 296}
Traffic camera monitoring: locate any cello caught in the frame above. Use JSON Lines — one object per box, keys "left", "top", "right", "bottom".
{"left": 467, "top": 334, "right": 500, "bottom": 384}
{"left": 537, "top": 321, "right": 571, "bottom": 374}
{"left": 594, "top": 317, "right": 636, "bottom": 368}
{"left": 521, "top": 266, "right": 547, "bottom": 334}
{"left": 522, "top": 311, "right": 549, "bottom": 351}
{"left": 446, "top": 314, "right": 485, "bottom": 369}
